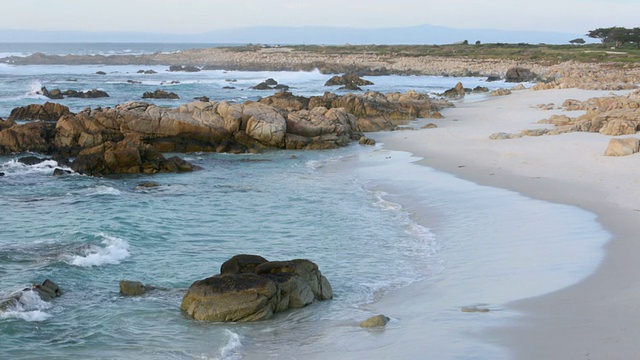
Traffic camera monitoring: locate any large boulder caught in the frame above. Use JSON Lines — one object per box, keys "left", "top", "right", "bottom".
{"left": 181, "top": 255, "right": 332, "bottom": 322}
{"left": 505, "top": 67, "right": 536, "bottom": 82}
{"left": 8, "top": 102, "right": 73, "bottom": 122}
{"left": 604, "top": 137, "right": 640, "bottom": 156}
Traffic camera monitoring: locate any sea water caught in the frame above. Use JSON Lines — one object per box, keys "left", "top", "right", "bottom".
{"left": 0, "top": 44, "right": 608, "bottom": 359}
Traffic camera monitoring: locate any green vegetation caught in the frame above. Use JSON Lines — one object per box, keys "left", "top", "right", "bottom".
{"left": 587, "top": 27, "right": 640, "bottom": 47}
{"left": 226, "top": 42, "right": 640, "bottom": 65}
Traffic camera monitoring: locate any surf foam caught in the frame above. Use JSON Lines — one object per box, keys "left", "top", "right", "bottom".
{"left": 68, "top": 234, "right": 130, "bottom": 267}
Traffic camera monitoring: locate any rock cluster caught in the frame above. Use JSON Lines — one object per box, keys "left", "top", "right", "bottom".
{"left": 168, "top": 65, "right": 201, "bottom": 72}
{"left": 181, "top": 254, "right": 332, "bottom": 322}
{"left": 251, "top": 78, "right": 289, "bottom": 91}
{"left": 40, "top": 87, "right": 109, "bottom": 99}
{"left": 491, "top": 90, "right": 640, "bottom": 156}
{"left": 8, "top": 102, "right": 73, "bottom": 122}
{"left": 0, "top": 90, "right": 447, "bottom": 175}
{"left": 325, "top": 73, "right": 374, "bottom": 91}
{"left": 142, "top": 90, "right": 180, "bottom": 99}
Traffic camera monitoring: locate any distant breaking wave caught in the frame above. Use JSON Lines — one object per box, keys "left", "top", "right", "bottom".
{"left": 67, "top": 233, "right": 130, "bottom": 267}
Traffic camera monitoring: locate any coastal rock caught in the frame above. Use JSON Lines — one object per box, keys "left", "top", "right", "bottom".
{"left": 18, "top": 155, "right": 50, "bottom": 166}
{"left": 442, "top": 82, "right": 466, "bottom": 99}
{"left": 95, "top": 71, "right": 107, "bottom": 75}
{"left": 604, "top": 137, "right": 640, "bottom": 156}
{"left": 40, "top": 87, "right": 63, "bottom": 99}
{"left": 285, "top": 107, "right": 356, "bottom": 149}
{"left": 505, "top": 67, "right": 536, "bottom": 82}
{"left": 63, "top": 89, "right": 109, "bottom": 98}
{"left": 599, "top": 119, "right": 639, "bottom": 136}
{"left": 221, "top": 254, "right": 269, "bottom": 275}
{"left": 0, "top": 121, "right": 56, "bottom": 155}
{"left": 258, "top": 91, "right": 309, "bottom": 111}
{"left": 360, "top": 314, "right": 390, "bottom": 328}
{"left": 169, "top": 65, "right": 200, "bottom": 72}
{"left": 142, "top": 90, "right": 180, "bottom": 99}
{"left": 71, "top": 135, "right": 198, "bottom": 176}
{"left": 119, "top": 280, "right": 150, "bottom": 296}
{"left": 1, "top": 279, "right": 63, "bottom": 309}
{"left": 8, "top": 102, "right": 73, "bottom": 122}
{"left": 490, "top": 88, "right": 512, "bottom": 97}
{"left": 359, "top": 136, "right": 376, "bottom": 145}
{"left": 53, "top": 168, "right": 72, "bottom": 176}
{"left": 181, "top": 255, "right": 332, "bottom": 322}
{"left": 324, "top": 73, "right": 374, "bottom": 87}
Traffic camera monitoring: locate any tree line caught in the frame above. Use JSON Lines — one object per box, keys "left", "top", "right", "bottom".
{"left": 586, "top": 27, "right": 640, "bottom": 47}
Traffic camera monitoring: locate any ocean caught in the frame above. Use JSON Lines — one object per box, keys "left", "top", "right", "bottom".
{"left": 0, "top": 43, "right": 609, "bottom": 359}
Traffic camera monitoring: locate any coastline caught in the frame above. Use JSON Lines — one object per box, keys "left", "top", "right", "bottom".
{"left": 367, "top": 88, "right": 640, "bottom": 358}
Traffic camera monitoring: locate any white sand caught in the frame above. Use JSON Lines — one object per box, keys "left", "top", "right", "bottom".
{"left": 367, "top": 88, "right": 640, "bottom": 359}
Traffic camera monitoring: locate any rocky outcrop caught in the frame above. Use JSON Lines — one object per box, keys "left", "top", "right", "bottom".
{"left": 169, "top": 65, "right": 201, "bottom": 72}
{"left": 442, "top": 82, "right": 466, "bottom": 99}
{"left": 0, "top": 121, "right": 56, "bottom": 155}
{"left": 142, "top": 90, "right": 180, "bottom": 99}
{"left": 71, "top": 135, "right": 199, "bottom": 176}
{"left": 1, "top": 90, "right": 450, "bottom": 174}
{"left": 8, "top": 102, "right": 73, "bottom": 122}
{"left": 251, "top": 78, "right": 289, "bottom": 91}
{"left": 604, "top": 137, "right": 640, "bottom": 156}
{"left": 325, "top": 73, "right": 374, "bottom": 87}
{"left": 505, "top": 67, "right": 536, "bottom": 82}
{"left": 40, "top": 87, "right": 109, "bottom": 99}
{"left": 181, "top": 255, "right": 332, "bottom": 322}
{"left": 119, "top": 280, "right": 154, "bottom": 296}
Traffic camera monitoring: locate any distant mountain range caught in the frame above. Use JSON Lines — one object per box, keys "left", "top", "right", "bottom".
{"left": 0, "top": 25, "right": 590, "bottom": 45}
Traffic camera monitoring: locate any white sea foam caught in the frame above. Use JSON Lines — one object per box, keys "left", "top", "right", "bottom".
{"left": 219, "top": 330, "right": 242, "bottom": 360}
{"left": 68, "top": 234, "right": 130, "bottom": 267}
{"left": 86, "top": 186, "right": 122, "bottom": 196}
{"left": 0, "top": 158, "right": 71, "bottom": 177}
{"left": 0, "top": 290, "right": 52, "bottom": 322}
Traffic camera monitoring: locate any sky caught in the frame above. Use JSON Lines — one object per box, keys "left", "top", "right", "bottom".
{"left": 1, "top": 0, "right": 638, "bottom": 34}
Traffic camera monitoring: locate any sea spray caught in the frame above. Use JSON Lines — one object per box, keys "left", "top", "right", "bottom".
{"left": 0, "top": 290, "right": 52, "bottom": 322}
{"left": 68, "top": 234, "right": 130, "bottom": 267}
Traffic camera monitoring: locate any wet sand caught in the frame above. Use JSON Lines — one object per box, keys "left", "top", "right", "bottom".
{"left": 368, "top": 88, "right": 640, "bottom": 359}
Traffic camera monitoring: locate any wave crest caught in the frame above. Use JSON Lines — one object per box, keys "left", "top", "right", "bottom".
{"left": 68, "top": 233, "right": 130, "bottom": 267}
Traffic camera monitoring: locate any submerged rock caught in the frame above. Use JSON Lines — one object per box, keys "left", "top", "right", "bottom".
{"left": 119, "top": 280, "right": 150, "bottom": 296}
{"left": 360, "top": 314, "right": 390, "bottom": 328}
{"left": 181, "top": 255, "right": 332, "bottom": 322}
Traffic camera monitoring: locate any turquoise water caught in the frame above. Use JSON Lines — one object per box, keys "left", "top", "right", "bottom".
{"left": 0, "top": 46, "right": 609, "bottom": 359}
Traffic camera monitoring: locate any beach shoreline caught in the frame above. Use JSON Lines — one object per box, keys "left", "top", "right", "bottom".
{"left": 367, "top": 88, "right": 640, "bottom": 359}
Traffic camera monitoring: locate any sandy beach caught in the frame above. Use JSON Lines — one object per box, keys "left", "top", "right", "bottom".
{"left": 365, "top": 88, "right": 640, "bottom": 359}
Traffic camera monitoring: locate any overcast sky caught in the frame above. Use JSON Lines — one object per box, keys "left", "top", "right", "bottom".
{"left": 1, "top": 0, "right": 638, "bottom": 34}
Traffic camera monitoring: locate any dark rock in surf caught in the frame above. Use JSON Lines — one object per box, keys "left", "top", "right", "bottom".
{"left": 181, "top": 255, "right": 333, "bottom": 322}
{"left": 18, "top": 156, "right": 50, "bottom": 166}
{"left": 96, "top": 71, "right": 107, "bottom": 75}
{"left": 119, "top": 280, "right": 151, "bottom": 296}
{"left": 53, "top": 168, "right": 72, "bottom": 176}
{"left": 325, "top": 73, "right": 374, "bottom": 87}
{"left": 168, "top": 65, "right": 201, "bottom": 73}
{"left": 142, "top": 90, "right": 180, "bottom": 99}
{"left": 193, "top": 96, "right": 210, "bottom": 102}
